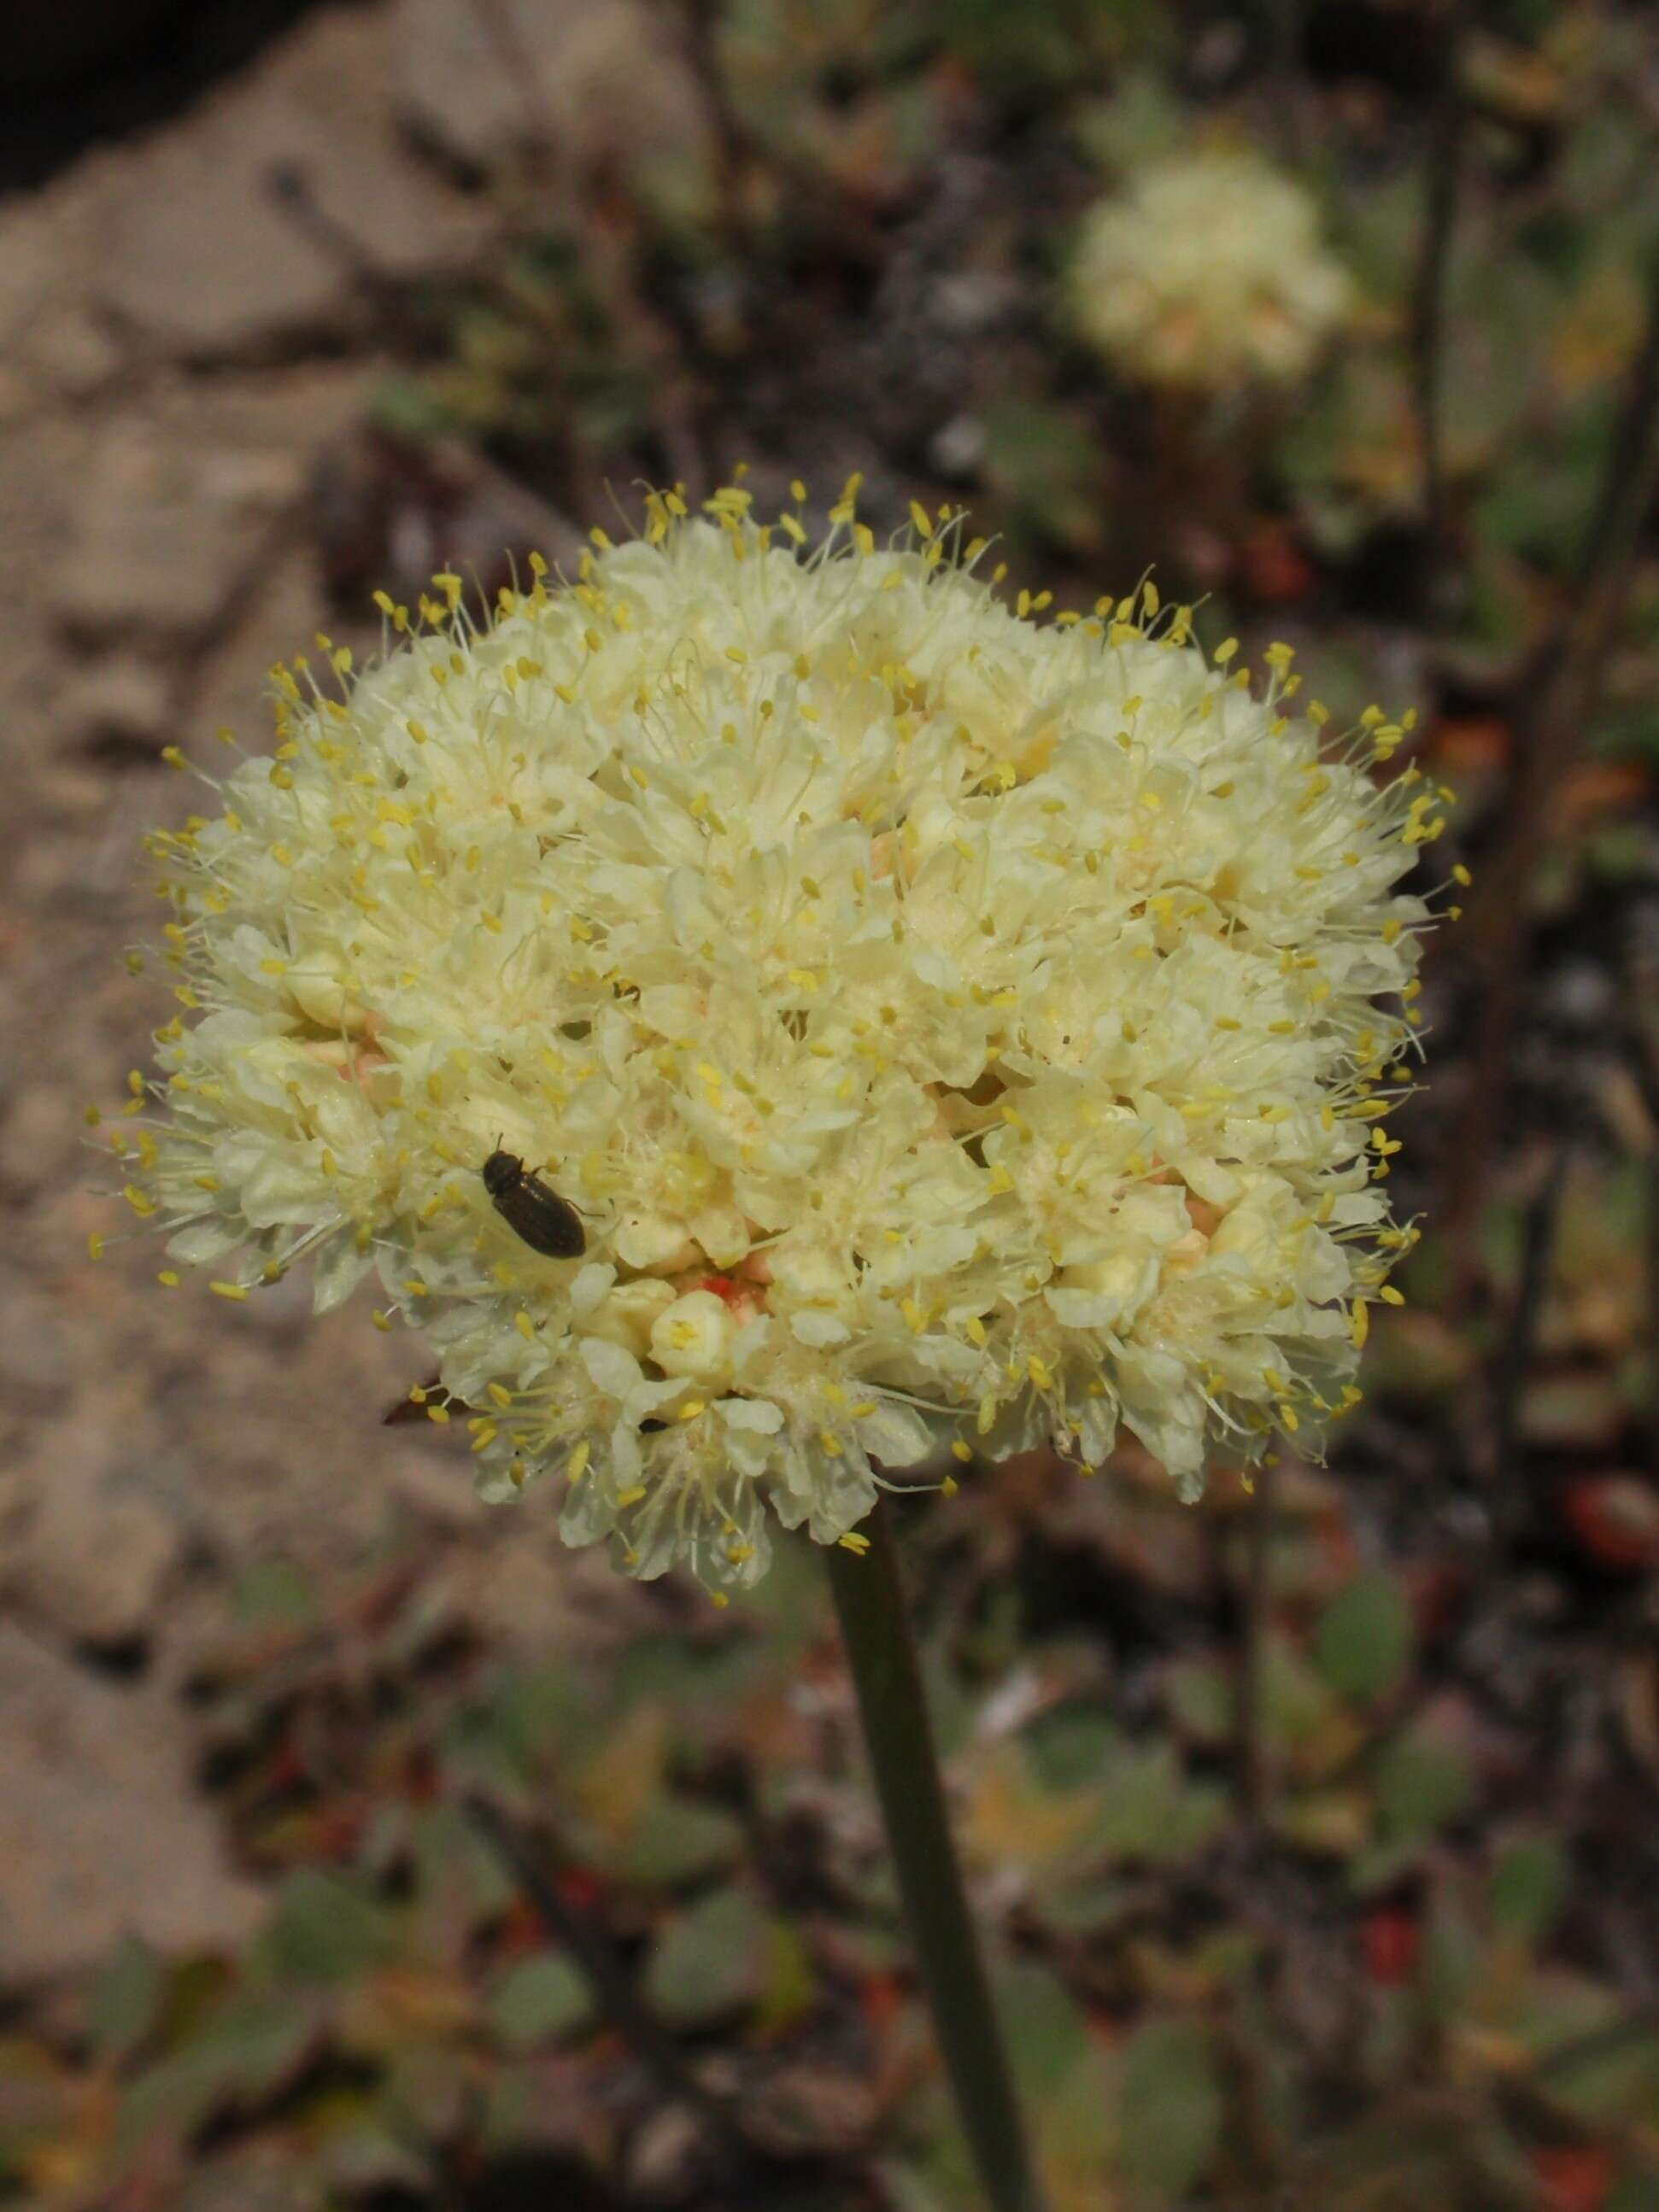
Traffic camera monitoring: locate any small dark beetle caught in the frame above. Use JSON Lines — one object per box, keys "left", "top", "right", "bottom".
{"left": 482, "top": 1149, "right": 586, "bottom": 1258}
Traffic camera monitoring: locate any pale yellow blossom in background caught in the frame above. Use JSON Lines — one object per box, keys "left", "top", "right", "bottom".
{"left": 111, "top": 480, "right": 1445, "bottom": 1589}
{"left": 1070, "top": 146, "right": 1352, "bottom": 391}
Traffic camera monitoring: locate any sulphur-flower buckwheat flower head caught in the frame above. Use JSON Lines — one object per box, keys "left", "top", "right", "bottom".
{"left": 1069, "top": 145, "right": 1352, "bottom": 392}
{"left": 108, "top": 477, "right": 1449, "bottom": 1591}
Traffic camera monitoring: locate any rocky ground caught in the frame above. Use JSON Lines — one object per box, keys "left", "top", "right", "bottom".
{"left": 0, "top": 0, "right": 695, "bottom": 1989}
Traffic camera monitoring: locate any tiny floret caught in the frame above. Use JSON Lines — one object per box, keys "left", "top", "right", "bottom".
{"left": 112, "top": 484, "right": 1440, "bottom": 1589}
{"left": 1069, "top": 146, "right": 1351, "bottom": 391}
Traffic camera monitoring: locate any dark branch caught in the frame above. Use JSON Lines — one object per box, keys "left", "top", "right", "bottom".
{"left": 1410, "top": 5, "right": 1467, "bottom": 608}
{"left": 1444, "top": 241, "right": 1659, "bottom": 1266}
{"left": 461, "top": 1791, "right": 753, "bottom": 2163}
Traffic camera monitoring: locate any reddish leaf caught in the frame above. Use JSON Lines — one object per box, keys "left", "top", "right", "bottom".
{"left": 1557, "top": 762, "right": 1652, "bottom": 836}
{"left": 310, "top": 1799, "right": 369, "bottom": 1861}
{"left": 1239, "top": 522, "right": 1316, "bottom": 604}
{"left": 1562, "top": 1477, "right": 1659, "bottom": 1573}
{"left": 404, "top": 1747, "right": 442, "bottom": 1804}
{"left": 266, "top": 1730, "right": 309, "bottom": 1794}
{"left": 862, "top": 1969, "right": 905, "bottom": 2040}
{"left": 556, "top": 1865, "right": 606, "bottom": 1913}
{"left": 1431, "top": 716, "right": 1513, "bottom": 773}
{"left": 1532, "top": 2145, "right": 1617, "bottom": 2212}
{"left": 1361, "top": 1907, "right": 1421, "bottom": 1987}
{"left": 496, "top": 1895, "right": 552, "bottom": 1960}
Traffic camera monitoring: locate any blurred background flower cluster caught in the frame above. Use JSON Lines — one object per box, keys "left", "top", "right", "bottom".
{"left": 2, "top": 1, "right": 1658, "bottom": 2207}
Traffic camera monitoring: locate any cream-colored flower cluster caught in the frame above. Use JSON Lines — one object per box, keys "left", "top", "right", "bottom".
{"left": 1069, "top": 147, "right": 1351, "bottom": 391}
{"left": 108, "top": 479, "right": 1448, "bottom": 1591}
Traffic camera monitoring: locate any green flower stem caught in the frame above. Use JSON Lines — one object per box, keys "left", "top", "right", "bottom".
{"left": 826, "top": 1499, "right": 1046, "bottom": 2212}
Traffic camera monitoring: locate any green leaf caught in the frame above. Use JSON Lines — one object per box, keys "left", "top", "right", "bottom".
{"left": 486, "top": 1953, "right": 595, "bottom": 2053}
{"left": 995, "top": 1963, "right": 1094, "bottom": 2101}
{"left": 942, "top": 0, "right": 1151, "bottom": 95}
{"left": 472, "top": 1665, "right": 604, "bottom": 1781}
{"left": 410, "top": 1803, "right": 516, "bottom": 1921}
{"left": 642, "top": 1885, "right": 768, "bottom": 2027}
{"left": 871, "top": 2163, "right": 953, "bottom": 2212}
{"left": 120, "top": 1995, "right": 321, "bottom": 2143}
{"left": 1348, "top": 1833, "right": 1433, "bottom": 1898}
{"left": 381, "top": 2044, "right": 473, "bottom": 2146}
{"left": 994, "top": 1963, "right": 1117, "bottom": 2192}
{"left": 318, "top": 2122, "right": 434, "bottom": 2194}
{"left": 1316, "top": 1572, "right": 1415, "bottom": 1704}
{"left": 1117, "top": 2016, "right": 1224, "bottom": 2206}
{"left": 1511, "top": 1969, "right": 1625, "bottom": 2063}
{"left": 1422, "top": 1890, "right": 1483, "bottom": 2022}
{"left": 232, "top": 1557, "right": 317, "bottom": 1625}
{"left": 1351, "top": 1729, "right": 1476, "bottom": 1894}
{"left": 1261, "top": 1634, "right": 1343, "bottom": 1753}
{"left": 1070, "top": 71, "right": 1187, "bottom": 175}
{"left": 1489, "top": 1835, "right": 1570, "bottom": 1946}
{"left": 613, "top": 1796, "right": 744, "bottom": 1889}
{"left": 1553, "top": 2036, "right": 1659, "bottom": 2127}
{"left": 757, "top": 1917, "right": 818, "bottom": 2036}
{"left": 1090, "top": 1740, "right": 1228, "bottom": 1866}
{"left": 260, "top": 1870, "right": 399, "bottom": 1987}
{"left": 86, "top": 1937, "right": 166, "bottom": 2065}
{"left": 1374, "top": 1731, "right": 1474, "bottom": 1842}
{"left": 1164, "top": 1661, "right": 1235, "bottom": 1746}
{"left": 1026, "top": 1709, "right": 1119, "bottom": 1792}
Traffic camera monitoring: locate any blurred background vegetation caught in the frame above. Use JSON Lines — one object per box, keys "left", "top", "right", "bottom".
{"left": 2, "top": 1, "right": 1659, "bottom": 2207}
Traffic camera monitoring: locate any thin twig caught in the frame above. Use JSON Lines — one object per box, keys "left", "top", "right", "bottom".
{"left": 1411, "top": 3, "right": 1467, "bottom": 611}
{"left": 1488, "top": 1144, "right": 1568, "bottom": 1507}
{"left": 1445, "top": 243, "right": 1659, "bottom": 1271}
{"left": 1621, "top": 932, "right": 1659, "bottom": 1487}
{"left": 1500, "top": 236, "right": 1659, "bottom": 833}
{"left": 461, "top": 1791, "right": 753, "bottom": 2162}
{"left": 1551, "top": 271, "right": 1659, "bottom": 659}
